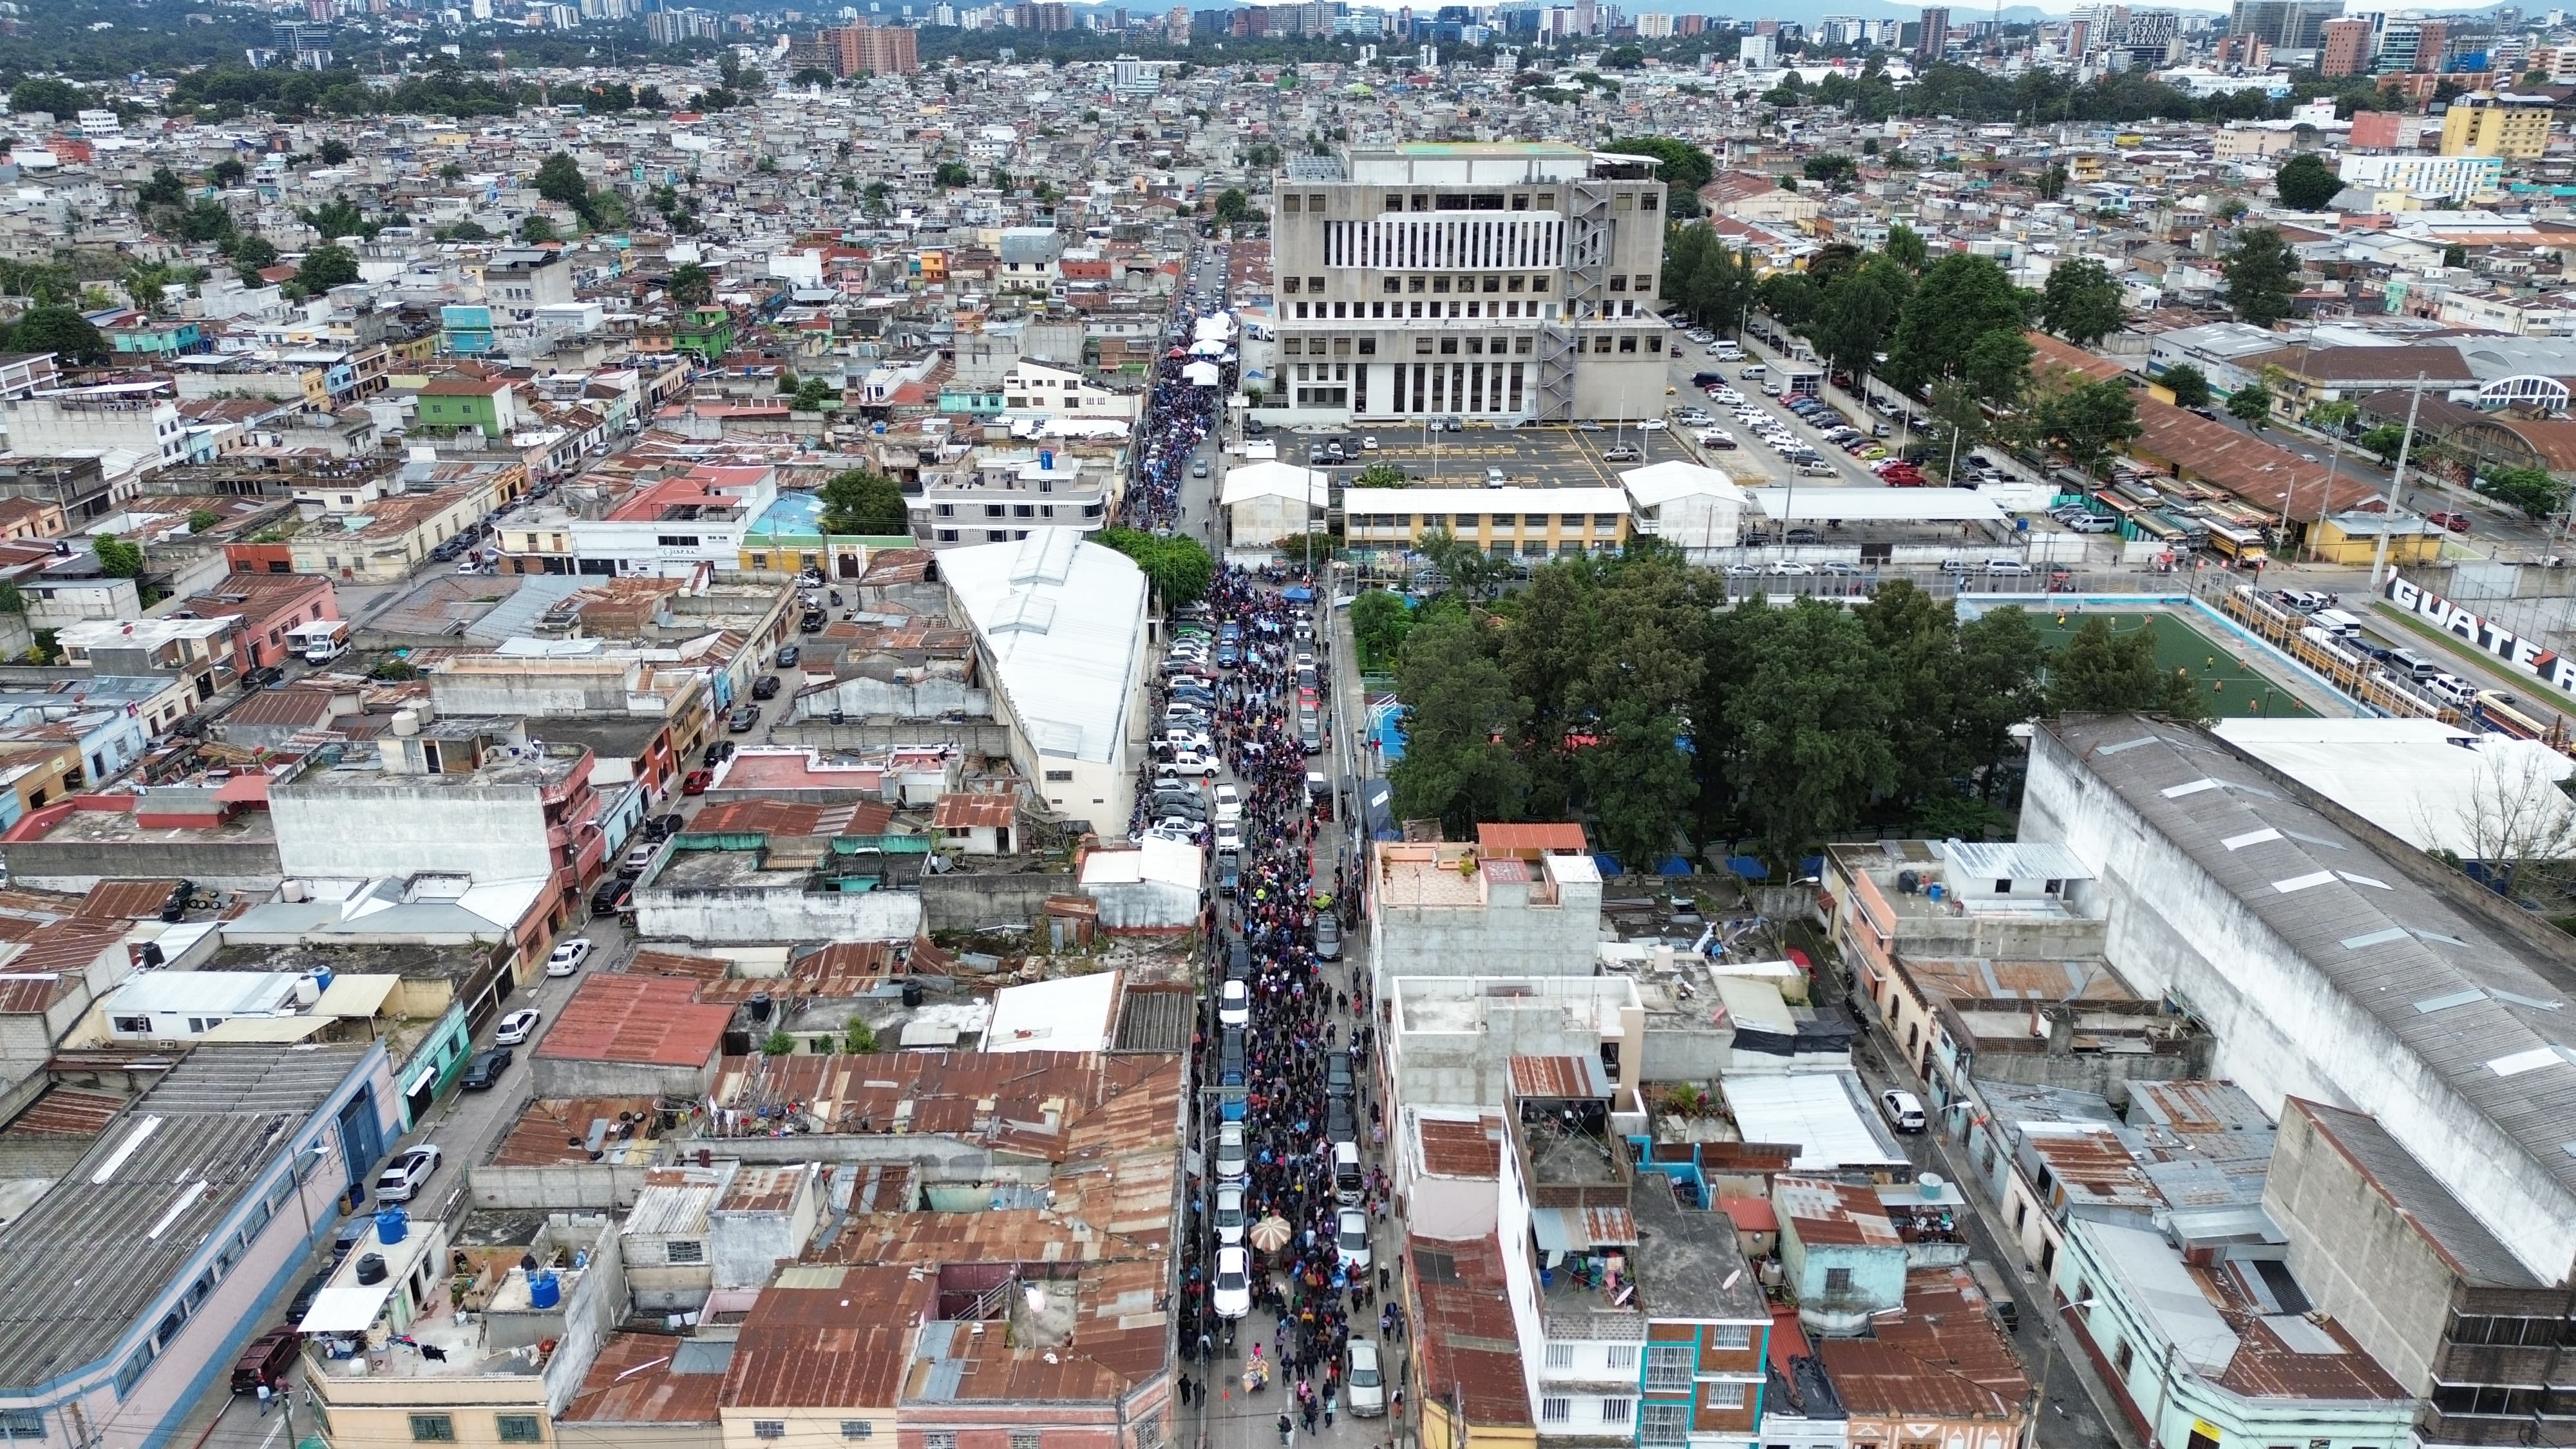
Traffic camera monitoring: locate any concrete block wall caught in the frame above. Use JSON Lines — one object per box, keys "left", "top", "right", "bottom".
{"left": 919, "top": 870, "right": 1077, "bottom": 933}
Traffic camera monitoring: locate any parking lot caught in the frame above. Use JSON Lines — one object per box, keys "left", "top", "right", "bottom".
{"left": 1269, "top": 421, "right": 1703, "bottom": 489}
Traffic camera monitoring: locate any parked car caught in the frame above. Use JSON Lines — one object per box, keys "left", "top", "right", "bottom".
{"left": 493, "top": 1008, "right": 542, "bottom": 1046}
{"left": 1215, "top": 1120, "right": 1247, "bottom": 1182}
{"left": 1219, "top": 977, "right": 1251, "bottom": 1028}
{"left": 1346, "top": 1341, "right": 1387, "bottom": 1417}
{"left": 2429, "top": 511, "right": 2472, "bottom": 533}
{"left": 750, "top": 674, "right": 781, "bottom": 700}
{"left": 728, "top": 705, "right": 760, "bottom": 733}
{"left": 1214, "top": 1184, "right": 1247, "bottom": 1247}
{"left": 1213, "top": 1245, "right": 1253, "bottom": 1320}
{"left": 1337, "top": 1208, "right": 1373, "bottom": 1273}
{"left": 547, "top": 938, "right": 592, "bottom": 976}
{"left": 683, "top": 768, "right": 714, "bottom": 795}
{"left": 775, "top": 645, "right": 800, "bottom": 668}
{"left": 231, "top": 1328, "right": 302, "bottom": 1395}
{"left": 458, "top": 1047, "right": 513, "bottom": 1091}
{"left": 372, "top": 1144, "right": 442, "bottom": 1202}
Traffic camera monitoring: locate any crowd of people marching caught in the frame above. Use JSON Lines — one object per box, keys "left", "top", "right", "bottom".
{"left": 1124, "top": 310, "right": 1229, "bottom": 534}
{"left": 1161, "top": 571, "right": 1404, "bottom": 1449}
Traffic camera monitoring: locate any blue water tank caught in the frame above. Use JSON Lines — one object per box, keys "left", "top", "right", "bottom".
{"left": 527, "top": 1268, "right": 562, "bottom": 1311}
{"left": 375, "top": 1205, "right": 408, "bottom": 1245}
{"left": 1039, "top": 448, "right": 1056, "bottom": 470}
{"left": 1927, "top": 882, "right": 1946, "bottom": 903}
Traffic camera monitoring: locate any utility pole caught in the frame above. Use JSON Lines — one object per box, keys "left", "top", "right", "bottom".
{"left": 2369, "top": 373, "right": 2427, "bottom": 592}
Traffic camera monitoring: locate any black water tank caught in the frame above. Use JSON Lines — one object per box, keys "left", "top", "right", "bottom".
{"left": 723, "top": 1030, "right": 752, "bottom": 1056}
{"left": 355, "top": 1253, "right": 387, "bottom": 1285}
{"left": 746, "top": 992, "right": 773, "bottom": 1023}
{"left": 901, "top": 980, "right": 924, "bottom": 1009}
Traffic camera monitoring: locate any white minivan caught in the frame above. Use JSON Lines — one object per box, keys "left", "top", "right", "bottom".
{"left": 1879, "top": 1088, "right": 1927, "bottom": 1133}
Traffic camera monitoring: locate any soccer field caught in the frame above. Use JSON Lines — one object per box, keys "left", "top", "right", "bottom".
{"left": 2029, "top": 608, "right": 2314, "bottom": 719}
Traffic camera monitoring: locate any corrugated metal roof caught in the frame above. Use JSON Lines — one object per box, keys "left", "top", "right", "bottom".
{"left": 1507, "top": 1054, "right": 1610, "bottom": 1100}
{"left": 537, "top": 973, "right": 733, "bottom": 1068}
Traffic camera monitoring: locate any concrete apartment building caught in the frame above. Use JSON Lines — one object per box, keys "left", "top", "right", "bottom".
{"left": 1267, "top": 142, "right": 1672, "bottom": 424}
{"left": 1367, "top": 839, "right": 1605, "bottom": 996}
{"left": 1490, "top": 1061, "right": 1774, "bottom": 1449}
{"left": 269, "top": 714, "right": 607, "bottom": 905}
{"left": 2439, "top": 91, "right": 2553, "bottom": 158}
{"left": 2264, "top": 1097, "right": 2576, "bottom": 1449}
{"left": 3, "top": 381, "right": 189, "bottom": 475}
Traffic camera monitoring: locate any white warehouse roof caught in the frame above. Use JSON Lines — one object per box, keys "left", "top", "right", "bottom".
{"left": 1747, "top": 488, "right": 2009, "bottom": 524}
{"left": 942, "top": 531, "right": 1146, "bottom": 766}
{"left": 2211, "top": 717, "right": 2576, "bottom": 860}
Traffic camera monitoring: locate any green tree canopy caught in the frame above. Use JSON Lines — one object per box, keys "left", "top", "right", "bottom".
{"left": 91, "top": 535, "right": 144, "bottom": 579}
{"left": 2038, "top": 257, "right": 2128, "bottom": 347}
{"left": 8, "top": 306, "right": 107, "bottom": 365}
{"left": 817, "top": 469, "right": 908, "bottom": 535}
{"left": 1095, "top": 529, "right": 1215, "bottom": 608}
{"left": 2479, "top": 465, "right": 2571, "bottom": 521}
{"left": 1886, "top": 252, "right": 2031, "bottom": 396}
{"left": 1388, "top": 609, "right": 1528, "bottom": 837}
{"left": 2160, "top": 363, "right": 2211, "bottom": 410}
{"left": 1600, "top": 136, "right": 1714, "bottom": 194}
{"left": 2226, "top": 379, "right": 2275, "bottom": 430}
{"left": 1884, "top": 222, "right": 1928, "bottom": 272}
{"left": 2222, "top": 225, "right": 2300, "bottom": 328}
{"left": 2045, "top": 616, "right": 2211, "bottom": 720}
{"left": 2275, "top": 151, "right": 2343, "bottom": 211}
{"left": 2036, "top": 377, "right": 2143, "bottom": 475}
{"left": 295, "top": 245, "right": 359, "bottom": 290}
{"left": 1350, "top": 590, "right": 1412, "bottom": 670}
{"left": 1351, "top": 462, "right": 1408, "bottom": 488}
{"left": 668, "top": 262, "right": 714, "bottom": 307}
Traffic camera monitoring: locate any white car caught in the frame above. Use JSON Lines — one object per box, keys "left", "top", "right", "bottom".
{"left": 1768, "top": 560, "right": 1817, "bottom": 576}
{"left": 1215, "top": 820, "right": 1244, "bottom": 853}
{"left": 1215, "top": 1120, "right": 1247, "bottom": 1182}
{"left": 1214, "top": 1184, "right": 1247, "bottom": 1246}
{"left": 1636, "top": 418, "right": 1667, "bottom": 431}
{"left": 1213, "top": 1245, "right": 1253, "bottom": 1320}
{"left": 1337, "top": 1208, "right": 1373, "bottom": 1273}
{"left": 1218, "top": 977, "right": 1251, "bottom": 1028}
{"left": 1213, "top": 782, "right": 1242, "bottom": 822}
{"left": 493, "top": 1008, "right": 542, "bottom": 1046}
{"left": 1713, "top": 389, "right": 1745, "bottom": 404}
{"left": 545, "top": 938, "right": 591, "bottom": 977}
{"left": 1347, "top": 1340, "right": 1387, "bottom": 1417}
{"left": 1168, "top": 751, "right": 1220, "bottom": 778}
{"left": 373, "top": 1144, "right": 442, "bottom": 1203}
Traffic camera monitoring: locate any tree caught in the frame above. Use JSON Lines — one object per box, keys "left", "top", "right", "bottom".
{"left": 1808, "top": 270, "right": 1901, "bottom": 381}
{"left": 668, "top": 262, "right": 714, "bottom": 306}
{"left": 761, "top": 1029, "right": 795, "bottom": 1057}
{"left": 990, "top": 166, "right": 1012, "bottom": 191}
{"left": 2161, "top": 363, "right": 2211, "bottom": 410}
{"left": 2221, "top": 226, "right": 2300, "bottom": 328}
{"left": 186, "top": 509, "right": 220, "bottom": 534}
{"left": 1212, "top": 187, "right": 1251, "bottom": 225}
{"left": 518, "top": 214, "right": 558, "bottom": 244}
{"left": 1095, "top": 529, "right": 1215, "bottom": 609}
{"left": 2045, "top": 616, "right": 2210, "bottom": 720}
{"left": 317, "top": 138, "right": 352, "bottom": 166}
{"left": 294, "top": 245, "right": 358, "bottom": 290}
{"left": 933, "top": 161, "right": 974, "bottom": 189}
{"left": 791, "top": 377, "right": 838, "bottom": 413}
{"left": 2443, "top": 242, "right": 2470, "bottom": 269}
{"left": 2039, "top": 257, "right": 2127, "bottom": 347}
{"left": 2427, "top": 744, "right": 2576, "bottom": 900}
{"left": 1388, "top": 609, "right": 1528, "bottom": 836}
{"left": 1350, "top": 590, "right": 1412, "bottom": 670}
{"left": 791, "top": 66, "right": 836, "bottom": 88}
{"left": 533, "top": 152, "right": 589, "bottom": 213}
{"left": 2036, "top": 377, "right": 2142, "bottom": 475}
{"left": 1351, "top": 462, "right": 1408, "bottom": 488}
{"left": 1884, "top": 222, "right": 1928, "bottom": 272}
{"left": 8, "top": 306, "right": 107, "bottom": 365}
{"left": 2226, "top": 380, "right": 2275, "bottom": 430}
{"left": 1886, "top": 253, "right": 2030, "bottom": 395}
{"left": 208, "top": 158, "right": 246, "bottom": 188}
{"left": 817, "top": 469, "right": 908, "bottom": 535}
{"left": 2479, "top": 465, "right": 2571, "bottom": 522}
{"left": 137, "top": 166, "right": 187, "bottom": 211}
{"left": 91, "top": 535, "right": 144, "bottom": 580}
{"left": 2275, "top": 151, "right": 2342, "bottom": 211}
{"left": 1600, "top": 136, "right": 1714, "bottom": 194}
{"left": 2360, "top": 424, "right": 2409, "bottom": 466}
{"left": 1755, "top": 272, "right": 1823, "bottom": 332}
{"left": 438, "top": 220, "right": 490, "bottom": 242}
{"left": 1802, "top": 153, "right": 1859, "bottom": 191}
{"left": 845, "top": 1018, "right": 879, "bottom": 1054}
{"left": 10, "top": 79, "right": 97, "bottom": 119}
{"left": 1964, "top": 329, "right": 2035, "bottom": 407}
{"left": 1714, "top": 597, "right": 1899, "bottom": 866}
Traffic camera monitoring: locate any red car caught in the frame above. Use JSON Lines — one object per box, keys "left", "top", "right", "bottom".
{"left": 2428, "top": 511, "right": 2471, "bottom": 533}
{"left": 682, "top": 768, "right": 714, "bottom": 795}
{"left": 231, "top": 1327, "right": 301, "bottom": 1394}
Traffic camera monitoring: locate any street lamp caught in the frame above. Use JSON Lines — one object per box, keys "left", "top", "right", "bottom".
{"left": 2025, "top": 1294, "right": 2101, "bottom": 1449}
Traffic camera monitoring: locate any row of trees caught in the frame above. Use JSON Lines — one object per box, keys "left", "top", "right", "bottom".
{"left": 1778, "top": 61, "right": 2418, "bottom": 128}
{"left": 1385, "top": 547, "right": 2211, "bottom": 867}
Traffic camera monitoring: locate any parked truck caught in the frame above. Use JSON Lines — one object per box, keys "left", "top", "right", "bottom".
{"left": 286, "top": 619, "right": 351, "bottom": 665}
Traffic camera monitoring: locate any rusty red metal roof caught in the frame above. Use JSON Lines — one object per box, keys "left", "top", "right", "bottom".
{"left": 1474, "top": 822, "right": 1588, "bottom": 854}
{"left": 1408, "top": 1235, "right": 1531, "bottom": 1427}
{"left": 562, "top": 1331, "right": 725, "bottom": 1425}
{"left": 3, "top": 1086, "right": 126, "bottom": 1137}
{"left": 489, "top": 1097, "right": 662, "bottom": 1167}
{"left": 75, "top": 880, "right": 184, "bottom": 921}
{"left": 1507, "top": 1054, "right": 1607, "bottom": 1100}
{"left": 721, "top": 1266, "right": 929, "bottom": 1410}
{"left": 536, "top": 974, "right": 734, "bottom": 1068}
{"left": 931, "top": 793, "right": 1016, "bottom": 829}
{"left": 1416, "top": 1116, "right": 1503, "bottom": 1179}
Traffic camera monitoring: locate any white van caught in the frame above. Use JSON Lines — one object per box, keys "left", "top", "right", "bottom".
{"left": 2310, "top": 608, "right": 2363, "bottom": 639}
{"left": 1334, "top": 1140, "right": 1363, "bottom": 1204}
{"left": 1879, "top": 1088, "right": 1927, "bottom": 1133}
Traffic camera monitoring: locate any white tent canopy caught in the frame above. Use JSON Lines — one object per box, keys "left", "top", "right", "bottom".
{"left": 1220, "top": 460, "right": 1331, "bottom": 508}
{"left": 1620, "top": 459, "right": 1750, "bottom": 506}
{"left": 1182, "top": 360, "right": 1224, "bottom": 386}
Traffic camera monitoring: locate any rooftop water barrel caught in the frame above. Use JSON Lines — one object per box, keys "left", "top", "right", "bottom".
{"left": 375, "top": 1205, "right": 408, "bottom": 1244}
{"left": 527, "top": 1268, "right": 562, "bottom": 1311}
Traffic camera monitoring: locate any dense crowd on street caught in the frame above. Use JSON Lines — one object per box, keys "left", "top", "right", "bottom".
{"left": 1124, "top": 303, "right": 1231, "bottom": 533}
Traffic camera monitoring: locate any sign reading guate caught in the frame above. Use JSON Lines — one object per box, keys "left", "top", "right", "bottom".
{"left": 2382, "top": 572, "right": 2576, "bottom": 697}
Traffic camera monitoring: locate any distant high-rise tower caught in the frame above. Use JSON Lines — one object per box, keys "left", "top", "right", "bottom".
{"left": 2318, "top": 16, "right": 2372, "bottom": 73}
{"left": 1916, "top": 5, "right": 1949, "bottom": 55}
